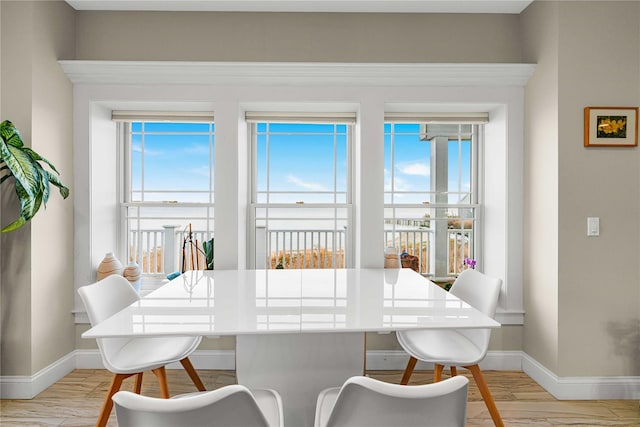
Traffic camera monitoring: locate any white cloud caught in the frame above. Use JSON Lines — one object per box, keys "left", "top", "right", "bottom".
{"left": 132, "top": 143, "right": 162, "bottom": 156}
{"left": 286, "top": 174, "right": 327, "bottom": 191}
{"left": 398, "top": 162, "right": 430, "bottom": 177}
{"left": 385, "top": 168, "right": 411, "bottom": 192}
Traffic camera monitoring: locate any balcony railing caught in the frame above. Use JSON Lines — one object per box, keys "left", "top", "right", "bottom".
{"left": 261, "top": 229, "right": 346, "bottom": 269}
{"left": 128, "top": 226, "right": 471, "bottom": 278}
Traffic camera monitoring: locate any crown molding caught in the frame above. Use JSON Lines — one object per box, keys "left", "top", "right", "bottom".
{"left": 65, "top": 1, "right": 533, "bottom": 14}
{"left": 58, "top": 61, "right": 535, "bottom": 87}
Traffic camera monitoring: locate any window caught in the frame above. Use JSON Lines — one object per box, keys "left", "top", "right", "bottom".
{"left": 117, "top": 113, "right": 215, "bottom": 280}
{"left": 384, "top": 116, "right": 485, "bottom": 280}
{"left": 248, "top": 113, "right": 354, "bottom": 269}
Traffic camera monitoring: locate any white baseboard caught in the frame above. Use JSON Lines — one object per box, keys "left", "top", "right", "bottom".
{"left": 3, "top": 349, "right": 639, "bottom": 400}
{"left": 0, "top": 351, "right": 75, "bottom": 399}
{"left": 522, "top": 352, "right": 640, "bottom": 400}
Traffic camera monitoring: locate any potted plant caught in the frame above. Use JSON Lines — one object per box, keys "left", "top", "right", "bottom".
{"left": 0, "top": 120, "right": 70, "bottom": 232}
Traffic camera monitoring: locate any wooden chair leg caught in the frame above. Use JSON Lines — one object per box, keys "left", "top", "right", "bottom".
{"left": 134, "top": 372, "right": 144, "bottom": 394}
{"left": 464, "top": 364, "right": 504, "bottom": 427}
{"left": 433, "top": 363, "right": 444, "bottom": 383}
{"left": 400, "top": 356, "right": 418, "bottom": 385}
{"left": 96, "top": 373, "right": 129, "bottom": 427}
{"left": 180, "top": 357, "right": 206, "bottom": 391}
{"left": 450, "top": 366, "right": 458, "bottom": 377}
{"left": 152, "top": 367, "right": 170, "bottom": 398}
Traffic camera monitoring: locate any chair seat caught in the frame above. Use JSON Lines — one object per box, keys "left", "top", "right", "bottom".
{"left": 397, "top": 329, "right": 483, "bottom": 366}
{"left": 109, "top": 336, "right": 202, "bottom": 373}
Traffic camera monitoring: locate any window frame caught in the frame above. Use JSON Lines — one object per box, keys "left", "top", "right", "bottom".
{"left": 247, "top": 118, "right": 355, "bottom": 270}
{"left": 117, "top": 119, "right": 216, "bottom": 285}
{"left": 383, "top": 120, "right": 484, "bottom": 281}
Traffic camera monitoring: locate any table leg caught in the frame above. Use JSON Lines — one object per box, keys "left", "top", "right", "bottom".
{"left": 236, "top": 332, "right": 365, "bottom": 427}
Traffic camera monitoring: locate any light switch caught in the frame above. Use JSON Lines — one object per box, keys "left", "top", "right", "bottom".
{"left": 587, "top": 217, "right": 599, "bottom": 237}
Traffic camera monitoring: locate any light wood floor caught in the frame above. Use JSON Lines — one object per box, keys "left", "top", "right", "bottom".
{"left": 1, "top": 369, "right": 639, "bottom": 426}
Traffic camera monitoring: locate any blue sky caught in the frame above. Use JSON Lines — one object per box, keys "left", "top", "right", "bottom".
{"left": 255, "top": 123, "right": 348, "bottom": 203}
{"left": 130, "top": 122, "right": 471, "bottom": 205}
{"left": 131, "top": 122, "right": 214, "bottom": 201}
{"left": 385, "top": 123, "right": 471, "bottom": 204}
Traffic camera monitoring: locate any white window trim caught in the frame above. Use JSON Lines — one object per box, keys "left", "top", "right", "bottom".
{"left": 247, "top": 119, "right": 355, "bottom": 269}
{"left": 116, "top": 120, "right": 215, "bottom": 287}
{"left": 383, "top": 122, "right": 481, "bottom": 280}
{"left": 66, "top": 62, "right": 530, "bottom": 326}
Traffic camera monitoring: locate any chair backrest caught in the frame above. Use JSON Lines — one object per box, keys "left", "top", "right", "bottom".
{"left": 320, "top": 375, "right": 469, "bottom": 427}
{"left": 113, "top": 385, "right": 275, "bottom": 427}
{"left": 450, "top": 268, "right": 502, "bottom": 317}
{"left": 78, "top": 275, "right": 140, "bottom": 370}
{"left": 449, "top": 268, "right": 502, "bottom": 353}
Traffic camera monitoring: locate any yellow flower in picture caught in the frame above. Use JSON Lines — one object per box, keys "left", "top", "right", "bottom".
{"left": 597, "top": 116, "right": 627, "bottom": 138}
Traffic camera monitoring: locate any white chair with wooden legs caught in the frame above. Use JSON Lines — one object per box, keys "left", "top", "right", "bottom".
{"left": 396, "top": 268, "right": 504, "bottom": 427}
{"left": 78, "top": 275, "right": 206, "bottom": 427}
{"left": 314, "top": 375, "right": 469, "bottom": 427}
{"left": 113, "top": 385, "right": 284, "bottom": 427}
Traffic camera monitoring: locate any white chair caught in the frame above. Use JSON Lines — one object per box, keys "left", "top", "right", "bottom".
{"left": 78, "top": 275, "right": 206, "bottom": 427}
{"left": 113, "top": 385, "right": 284, "bottom": 427}
{"left": 314, "top": 375, "right": 469, "bottom": 427}
{"left": 396, "top": 268, "right": 504, "bottom": 427}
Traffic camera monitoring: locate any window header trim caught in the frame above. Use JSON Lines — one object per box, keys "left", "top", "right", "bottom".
{"left": 384, "top": 112, "right": 489, "bottom": 124}
{"left": 112, "top": 111, "right": 214, "bottom": 122}
{"left": 246, "top": 111, "right": 356, "bottom": 124}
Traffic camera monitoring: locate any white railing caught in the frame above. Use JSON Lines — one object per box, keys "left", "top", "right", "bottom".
{"left": 128, "top": 226, "right": 213, "bottom": 276}
{"left": 128, "top": 227, "right": 472, "bottom": 277}
{"left": 384, "top": 229, "right": 432, "bottom": 274}
{"left": 128, "top": 229, "right": 165, "bottom": 274}
{"left": 262, "top": 229, "right": 346, "bottom": 269}
{"left": 448, "top": 228, "right": 473, "bottom": 275}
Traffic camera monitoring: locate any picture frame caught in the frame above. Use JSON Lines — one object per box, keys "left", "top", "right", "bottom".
{"left": 584, "top": 106, "right": 638, "bottom": 147}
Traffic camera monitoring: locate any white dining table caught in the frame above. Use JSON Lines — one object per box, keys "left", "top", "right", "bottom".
{"left": 83, "top": 268, "right": 500, "bottom": 427}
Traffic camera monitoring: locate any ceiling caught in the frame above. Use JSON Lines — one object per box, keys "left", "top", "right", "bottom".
{"left": 65, "top": 0, "right": 534, "bottom": 14}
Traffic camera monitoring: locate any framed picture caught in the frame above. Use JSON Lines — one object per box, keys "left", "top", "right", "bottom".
{"left": 584, "top": 106, "right": 638, "bottom": 147}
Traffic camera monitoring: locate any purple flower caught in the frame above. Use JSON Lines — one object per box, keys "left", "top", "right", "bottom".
{"left": 463, "top": 258, "right": 476, "bottom": 269}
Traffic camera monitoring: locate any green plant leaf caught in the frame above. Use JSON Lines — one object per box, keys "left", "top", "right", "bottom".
{"left": 47, "top": 169, "right": 70, "bottom": 199}
{"left": 1, "top": 216, "right": 27, "bottom": 233}
{"left": 0, "top": 139, "right": 38, "bottom": 197}
{"left": 1, "top": 180, "right": 43, "bottom": 232}
{"left": 35, "top": 163, "right": 50, "bottom": 205}
{"left": 23, "top": 147, "right": 60, "bottom": 175}
{"left": 0, "top": 120, "right": 24, "bottom": 148}
{"left": 0, "top": 120, "right": 70, "bottom": 232}
{"left": 202, "top": 238, "right": 214, "bottom": 270}
{"left": 17, "top": 178, "right": 43, "bottom": 222}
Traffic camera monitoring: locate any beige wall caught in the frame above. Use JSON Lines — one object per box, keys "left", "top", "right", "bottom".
{"left": 521, "top": 0, "right": 560, "bottom": 374}
{"left": 1, "top": 0, "right": 75, "bottom": 376}
{"left": 30, "top": 0, "right": 76, "bottom": 374}
{"left": 1, "top": 0, "right": 36, "bottom": 377}
{"left": 522, "top": 0, "right": 640, "bottom": 377}
{"left": 556, "top": 1, "right": 640, "bottom": 377}
{"left": 75, "top": 11, "right": 522, "bottom": 63}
